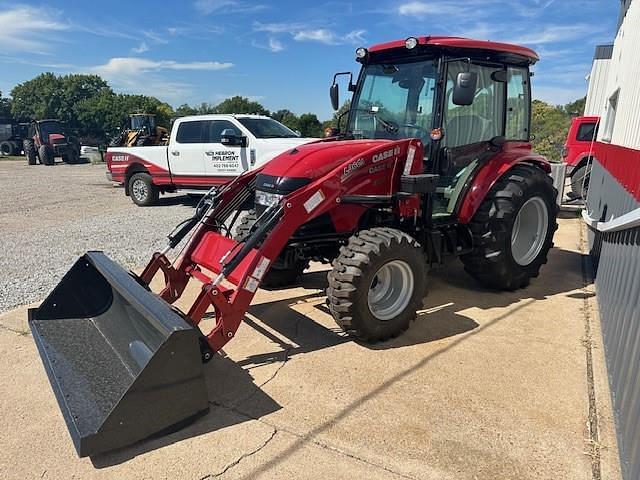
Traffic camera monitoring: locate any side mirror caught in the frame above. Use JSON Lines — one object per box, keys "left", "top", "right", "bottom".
{"left": 452, "top": 72, "right": 478, "bottom": 106}
{"left": 330, "top": 83, "right": 339, "bottom": 111}
{"left": 220, "top": 129, "right": 246, "bottom": 147}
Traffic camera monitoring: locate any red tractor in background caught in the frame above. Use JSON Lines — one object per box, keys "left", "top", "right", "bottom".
{"left": 23, "top": 119, "right": 80, "bottom": 166}
{"left": 29, "top": 36, "right": 558, "bottom": 457}
{"left": 562, "top": 115, "right": 600, "bottom": 199}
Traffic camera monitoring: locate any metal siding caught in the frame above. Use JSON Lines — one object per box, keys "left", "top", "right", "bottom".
{"left": 587, "top": 157, "right": 640, "bottom": 480}
{"left": 585, "top": 58, "right": 612, "bottom": 116}
{"left": 597, "top": 0, "right": 640, "bottom": 149}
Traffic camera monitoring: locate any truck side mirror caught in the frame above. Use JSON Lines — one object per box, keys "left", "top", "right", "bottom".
{"left": 452, "top": 72, "right": 478, "bottom": 106}
{"left": 330, "top": 84, "right": 339, "bottom": 111}
{"left": 220, "top": 129, "right": 246, "bottom": 147}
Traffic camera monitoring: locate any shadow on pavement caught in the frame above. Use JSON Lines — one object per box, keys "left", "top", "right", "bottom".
{"left": 90, "top": 353, "right": 281, "bottom": 468}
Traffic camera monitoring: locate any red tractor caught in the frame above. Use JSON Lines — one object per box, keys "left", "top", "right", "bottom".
{"left": 24, "top": 119, "right": 79, "bottom": 166}
{"left": 29, "top": 36, "right": 558, "bottom": 457}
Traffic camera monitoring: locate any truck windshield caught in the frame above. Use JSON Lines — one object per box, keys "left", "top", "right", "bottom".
{"left": 348, "top": 60, "right": 438, "bottom": 144}
{"left": 237, "top": 118, "right": 299, "bottom": 138}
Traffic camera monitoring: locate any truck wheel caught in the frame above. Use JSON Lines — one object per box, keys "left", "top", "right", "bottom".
{"left": 570, "top": 164, "right": 590, "bottom": 199}
{"left": 0, "top": 141, "right": 14, "bottom": 156}
{"left": 129, "top": 172, "right": 159, "bottom": 206}
{"left": 39, "top": 145, "right": 54, "bottom": 166}
{"left": 327, "top": 227, "right": 427, "bottom": 342}
{"left": 461, "top": 164, "right": 558, "bottom": 290}
{"left": 24, "top": 140, "right": 37, "bottom": 165}
{"left": 234, "top": 210, "right": 308, "bottom": 287}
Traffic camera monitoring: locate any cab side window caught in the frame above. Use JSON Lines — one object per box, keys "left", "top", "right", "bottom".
{"left": 443, "top": 62, "right": 505, "bottom": 148}
{"left": 176, "top": 120, "right": 206, "bottom": 144}
{"left": 205, "top": 120, "right": 242, "bottom": 143}
{"left": 506, "top": 67, "right": 530, "bottom": 141}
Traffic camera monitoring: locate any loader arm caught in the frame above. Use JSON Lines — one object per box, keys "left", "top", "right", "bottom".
{"left": 142, "top": 138, "right": 424, "bottom": 354}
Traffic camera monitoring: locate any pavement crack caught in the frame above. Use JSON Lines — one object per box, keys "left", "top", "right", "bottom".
{"left": 0, "top": 322, "right": 30, "bottom": 336}
{"left": 579, "top": 222, "right": 602, "bottom": 480}
{"left": 201, "top": 427, "right": 278, "bottom": 479}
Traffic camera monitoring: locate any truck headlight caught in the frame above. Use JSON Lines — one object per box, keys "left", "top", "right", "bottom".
{"left": 255, "top": 190, "right": 284, "bottom": 208}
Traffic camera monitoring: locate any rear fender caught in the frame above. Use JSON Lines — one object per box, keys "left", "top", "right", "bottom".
{"left": 457, "top": 147, "right": 551, "bottom": 224}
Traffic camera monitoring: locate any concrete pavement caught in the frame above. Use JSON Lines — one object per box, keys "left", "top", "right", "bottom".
{"left": 0, "top": 217, "right": 622, "bottom": 479}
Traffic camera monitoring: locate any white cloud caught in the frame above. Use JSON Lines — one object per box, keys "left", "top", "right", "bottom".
{"left": 131, "top": 42, "right": 149, "bottom": 54}
{"left": 194, "top": 0, "right": 266, "bottom": 14}
{"left": 509, "top": 25, "right": 594, "bottom": 45}
{"left": 143, "top": 30, "right": 169, "bottom": 45}
{"left": 91, "top": 57, "right": 234, "bottom": 77}
{"left": 267, "top": 37, "right": 284, "bottom": 52}
{"left": 293, "top": 29, "right": 338, "bottom": 45}
{"left": 398, "top": 1, "right": 436, "bottom": 16}
{"left": 0, "top": 6, "right": 68, "bottom": 54}
{"left": 253, "top": 22, "right": 366, "bottom": 48}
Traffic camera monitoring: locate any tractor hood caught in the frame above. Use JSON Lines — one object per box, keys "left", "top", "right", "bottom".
{"left": 259, "top": 139, "right": 391, "bottom": 186}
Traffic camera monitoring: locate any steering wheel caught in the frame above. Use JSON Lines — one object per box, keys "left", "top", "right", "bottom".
{"left": 402, "top": 123, "right": 430, "bottom": 141}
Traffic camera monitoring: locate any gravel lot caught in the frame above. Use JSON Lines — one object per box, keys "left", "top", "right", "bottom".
{"left": 0, "top": 160, "right": 198, "bottom": 313}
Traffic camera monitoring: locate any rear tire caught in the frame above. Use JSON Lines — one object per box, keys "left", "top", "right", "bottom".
{"left": 233, "top": 210, "right": 308, "bottom": 287}
{"left": 129, "top": 172, "right": 159, "bottom": 206}
{"left": 0, "top": 141, "right": 14, "bottom": 156}
{"left": 24, "top": 140, "right": 37, "bottom": 165}
{"left": 570, "top": 164, "right": 590, "bottom": 199}
{"left": 38, "top": 145, "right": 54, "bottom": 166}
{"left": 460, "top": 164, "right": 558, "bottom": 290}
{"left": 327, "top": 227, "right": 427, "bottom": 342}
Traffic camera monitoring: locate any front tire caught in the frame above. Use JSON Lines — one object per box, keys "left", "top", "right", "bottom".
{"left": 129, "top": 172, "right": 159, "bottom": 206}
{"left": 24, "top": 140, "right": 37, "bottom": 165}
{"left": 234, "top": 210, "right": 308, "bottom": 287}
{"left": 461, "top": 164, "right": 558, "bottom": 290}
{"left": 38, "top": 145, "right": 54, "bottom": 166}
{"left": 327, "top": 227, "right": 427, "bottom": 342}
{"left": 570, "top": 164, "right": 590, "bottom": 199}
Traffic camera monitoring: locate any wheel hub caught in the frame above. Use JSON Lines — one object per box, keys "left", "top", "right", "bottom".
{"left": 367, "top": 260, "right": 414, "bottom": 321}
{"left": 132, "top": 179, "right": 148, "bottom": 201}
{"left": 511, "top": 196, "right": 549, "bottom": 266}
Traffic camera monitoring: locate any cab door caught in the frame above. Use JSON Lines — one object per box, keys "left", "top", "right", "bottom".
{"left": 169, "top": 120, "right": 207, "bottom": 176}
{"left": 203, "top": 119, "right": 248, "bottom": 178}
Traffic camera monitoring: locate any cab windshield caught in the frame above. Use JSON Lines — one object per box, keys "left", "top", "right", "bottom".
{"left": 348, "top": 60, "right": 438, "bottom": 144}
{"left": 39, "top": 121, "right": 64, "bottom": 142}
{"left": 238, "top": 118, "right": 299, "bottom": 138}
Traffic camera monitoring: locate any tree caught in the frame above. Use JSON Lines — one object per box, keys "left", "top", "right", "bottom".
{"left": 175, "top": 104, "right": 198, "bottom": 117}
{"left": 272, "top": 109, "right": 300, "bottom": 132}
{"left": 11, "top": 73, "right": 110, "bottom": 129}
{"left": 530, "top": 99, "right": 572, "bottom": 162}
{"left": 0, "top": 91, "right": 11, "bottom": 120}
{"left": 215, "top": 96, "right": 269, "bottom": 115}
{"left": 297, "top": 113, "right": 323, "bottom": 137}
{"left": 563, "top": 96, "right": 586, "bottom": 117}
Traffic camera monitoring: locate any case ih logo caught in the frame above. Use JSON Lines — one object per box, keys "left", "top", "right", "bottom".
{"left": 372, "top": 146, "right": 401, "bottom": 163}
{"left": 343, "top": 158, "right": 365, "bottom": 178}
{"left": 112, "top": 155, "right": 129, "bottom": 162}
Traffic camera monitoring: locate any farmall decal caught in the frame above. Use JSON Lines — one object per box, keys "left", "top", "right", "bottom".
{"left": 372, "top": 146, "right": 401, "bottom": 163}
{"left": 342, "top": 158, "right": 365, "bottom": 179}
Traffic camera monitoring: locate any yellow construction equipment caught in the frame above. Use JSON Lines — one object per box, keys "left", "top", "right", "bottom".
{"left": 111, "top": 113, "right": 168, "bottom": 147}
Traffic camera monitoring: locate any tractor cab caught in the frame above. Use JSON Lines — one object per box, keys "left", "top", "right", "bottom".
{"left": 130, "top": 113, "right": 156, "bottom": 136}
{"left": 332, "top": 36, "right": 536, "bottom": 218}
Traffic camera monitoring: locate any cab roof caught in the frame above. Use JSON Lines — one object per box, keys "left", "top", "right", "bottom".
{"left": 368, "top": 36, "right": 539, "bottom": 65}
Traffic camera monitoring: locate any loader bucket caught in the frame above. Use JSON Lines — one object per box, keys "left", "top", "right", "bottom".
{"left": 28, "top": 251, "right": 210, "bottom": 457}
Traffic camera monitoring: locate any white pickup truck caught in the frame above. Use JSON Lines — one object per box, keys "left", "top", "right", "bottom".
{"left": 106, "top": 114, "right": 315, "bottom": 206}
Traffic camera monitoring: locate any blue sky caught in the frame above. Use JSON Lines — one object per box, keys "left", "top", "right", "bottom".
{"left": 0, "top": 0, "right": 618, "bottom": 120}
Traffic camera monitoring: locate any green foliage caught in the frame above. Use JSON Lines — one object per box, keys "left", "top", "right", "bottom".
{"left": 0, "top": 91, "right": 11, "bottom": 120}
{"left": 530, "top": 99, "right": 573, "bottom": 162}
{"left": 563, "top": 96, "right": 586, "bottom": 117}
{"left": 214, "top": 96, "right": 269, "bottom": 115}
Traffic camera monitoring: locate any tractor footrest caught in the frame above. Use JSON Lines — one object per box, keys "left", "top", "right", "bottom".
{"left": 400, "top": 174, "right": 438, "bottom": 194}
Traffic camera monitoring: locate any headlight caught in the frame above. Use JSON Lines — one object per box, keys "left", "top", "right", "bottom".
{"left": 405, "top": 37, "right": 418, "bottom": 50}
{"left": 255, "top": 190, "right": 284, "bottom": 208}
{"left": 355, "top": 47, "right": 368, "bottom": 59}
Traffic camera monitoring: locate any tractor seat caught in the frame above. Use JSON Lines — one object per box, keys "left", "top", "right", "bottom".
{"left": 444, "top": 115, "right": 486, "bottom": 148}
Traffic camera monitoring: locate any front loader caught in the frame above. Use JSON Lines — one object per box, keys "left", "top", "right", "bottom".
{"left": 29, "top": 36, "right": 558, "bottom": 457}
